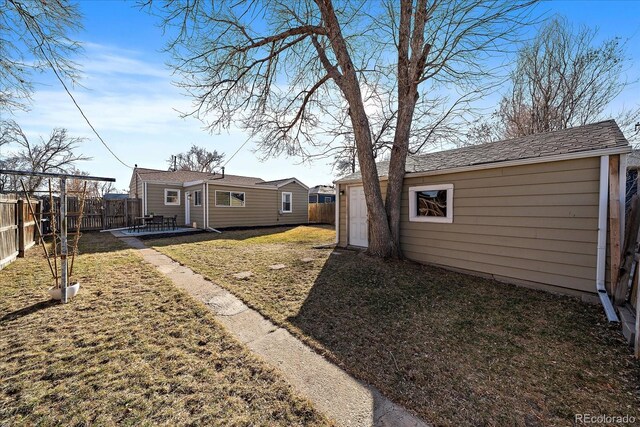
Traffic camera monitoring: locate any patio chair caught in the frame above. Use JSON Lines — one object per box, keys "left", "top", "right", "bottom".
{"left": 151, "top": 215, "right": 164, "bottom": 231}
{"left": 165, "top": 215, "right": 177, "bottom": 230}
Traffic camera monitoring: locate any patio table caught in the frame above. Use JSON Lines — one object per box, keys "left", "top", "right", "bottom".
{"left": 131, "top": 216, "right": 152, "bottom": 232}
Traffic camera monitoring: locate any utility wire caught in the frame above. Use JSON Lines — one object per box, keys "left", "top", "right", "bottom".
{"left": 222, "top": 134, "right": 253, "bottom": 168}
{"left": 20, "top": 12, "right": 133, "bottom": 170}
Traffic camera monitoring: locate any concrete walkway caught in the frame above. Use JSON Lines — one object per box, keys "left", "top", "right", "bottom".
{"left": 117, "top": 235, "right": 428, "bottom": 427}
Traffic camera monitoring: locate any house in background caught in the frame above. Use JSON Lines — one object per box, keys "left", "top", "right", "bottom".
{"left": 129, "top": 168, "right": 308, "bottom": 229}
{"left": 335, "top": 120, "right": 630, "bottom": 311}
{"left": 309, "top": 185, "right": 336, "bottom": 203}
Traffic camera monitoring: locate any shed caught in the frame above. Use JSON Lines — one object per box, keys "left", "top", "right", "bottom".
{"left": 335, "top": 120, "right": 630, "bottom": 303}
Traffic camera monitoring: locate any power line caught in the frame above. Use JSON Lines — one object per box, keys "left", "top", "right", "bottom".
{"left": 19, "top": 12, "right": 133, "bottom": 170}
{"left": 223, "top": 134, "right": 253, "bottom": 168}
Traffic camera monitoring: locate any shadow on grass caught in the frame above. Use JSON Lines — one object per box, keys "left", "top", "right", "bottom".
{"left": 0, "top": 299, "right": 57, "bottom": 323}
{"left": 287, "top": 249, "right": 639, "bottom": 426}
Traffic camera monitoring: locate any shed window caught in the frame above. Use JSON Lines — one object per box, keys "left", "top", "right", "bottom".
{"left": 282, "top": 192, "right": 292, "bottom": 213}
{"left": 324, "top": 196, "right": 332, "bottom": 203}
{"left": 164, "top": 189, "right": 181, "bottom": 206}
{"left": 194, "top": 190, "right": 202, "bottom": 206}
{"left": 408, "top": 184, "right": 453, "bottom": 223}
{"left": 215, "top": 190, "right": 245, "bottom": 207}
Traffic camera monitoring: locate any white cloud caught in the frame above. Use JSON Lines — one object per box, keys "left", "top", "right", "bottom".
{"left": 6, "top": 42, "right": 335, "bottom": 190}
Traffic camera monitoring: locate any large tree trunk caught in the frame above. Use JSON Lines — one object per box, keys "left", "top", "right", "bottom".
{"left": 317, "top": 0, "right": 395, "bottom": 257}
{"left": 384, "top": 0, "right": 425, "bottom": 258}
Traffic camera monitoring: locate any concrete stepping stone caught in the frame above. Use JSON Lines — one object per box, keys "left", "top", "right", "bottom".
{"left": 232, "top": 271, "right": 253, "bottom": 280}
{"left": 269, "top": 264, "right": 286, "bottom": 270}
{"left": 207, "top": 292, "right": 248, "bottom": 316}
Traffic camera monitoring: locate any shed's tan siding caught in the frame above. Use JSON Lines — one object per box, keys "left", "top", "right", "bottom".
{"left": 208, "top": 182, "right": 308, "bottom": 228}
{"left": 338, "top": 187, "right": 347, "bottom": 246}
{"left": 338, "top": 157, "right": 602, "bottom": 295}
{"left": 145, "top": 183, "right": 186, "bottom": 225}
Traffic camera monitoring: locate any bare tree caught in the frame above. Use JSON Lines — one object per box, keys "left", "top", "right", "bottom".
{"left": 0, "top": 120, "right": 89, "bottom": 194}
{"left": 54, "top": 168, "right": 113, "bottom": 197}
{"left": 1, "top": 0, "right": 82, "bottom": 111}
{"left": 167, "top": 144, "right": 225, "bottom": 173}
{"left": 497, "top": 17, "right": 640, "bottom": 142}
{"left": 149, "top": 0, "right": 536, "bottom": 257}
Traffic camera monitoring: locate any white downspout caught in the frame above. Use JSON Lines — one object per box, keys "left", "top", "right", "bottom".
{"left": 202, "top": 183, "right": 206, "bottom": 229}
{"left": 597, "top": 155, "right": 619, "bottom": 322}
{"left": 205, "top": 182, "right": 209, "bottom": 229}
{"left": 335, "top": 184, "right": 340, "bottom": 244}
{"left": 143, "top": 182, "right": 148, "bottom": 216}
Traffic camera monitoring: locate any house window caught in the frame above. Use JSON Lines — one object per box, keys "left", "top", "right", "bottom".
{"left": 408, "top": 184, "right": 453, "bottom": 223}
{"left": 309, "top": 194, "right": 318, "bottom": 203}
{"left": 164, "top": 189, "right": 181, "bottom": 206}
{"left": 282, "top": 192, "right": 292, "bottom": 213}
{"left": 194, "top": 190, "right": 202, "bottom": 206}
{"left": 215, "top": 190, "right": 245, "bottom": 207}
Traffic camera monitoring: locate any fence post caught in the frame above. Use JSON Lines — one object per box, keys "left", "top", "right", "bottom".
{"left": 17, "top": 199, "right": 25, "bottom": 257}
{"left": 102, "top": 199, "right": 107, "bottom": 230}
{"left": 124, "top": 199, "right": 128, "bottom": 227}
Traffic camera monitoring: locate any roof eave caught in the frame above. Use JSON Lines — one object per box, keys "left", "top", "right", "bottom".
{"left": 204, "top": 180, "right": 278, "bottom": 190}
{"left": 275, "top": 178, "right": 309, "bottom": 190}
{"left": 334, "top": 145, "right": 632, "bottom": 184}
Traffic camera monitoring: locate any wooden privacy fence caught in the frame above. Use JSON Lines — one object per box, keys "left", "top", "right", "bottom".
{"left": 308, "top": 202, "right": 335, "bottom": 225}
{"left": 42, "top": 197, "right": 142, "bottom": 232}
{"left": 0, "top": 195, "right": 40, "bottom": 270}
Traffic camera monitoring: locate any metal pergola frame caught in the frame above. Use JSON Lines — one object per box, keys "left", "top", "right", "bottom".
{"left": 0, "top": 169, "right": 116, "bottom": 303}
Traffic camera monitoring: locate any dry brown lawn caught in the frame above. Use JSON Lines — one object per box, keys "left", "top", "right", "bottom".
{"left": 149, "top": 225, "right": 640, "bottom": 426}
{"left": 0, "top": 232, "right": 330, "bottom": 426}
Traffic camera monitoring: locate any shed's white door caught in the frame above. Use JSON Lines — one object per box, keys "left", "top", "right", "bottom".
{"left": 349, "top": 186, "right": 368, "bottom": 247}
{"left": 185, "top": 192, "right": 190, "bottom": 225}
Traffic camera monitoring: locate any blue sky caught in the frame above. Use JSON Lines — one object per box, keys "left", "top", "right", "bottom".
{"left": 3, "top": 0, "right": 640, "bottom": 192}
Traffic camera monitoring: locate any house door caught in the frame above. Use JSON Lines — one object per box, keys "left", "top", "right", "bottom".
{"left": 348, "top": 186, "right": 368, "bottom": 247}
{"left": 185, "top": 192, "right": 190, "bottom": 225}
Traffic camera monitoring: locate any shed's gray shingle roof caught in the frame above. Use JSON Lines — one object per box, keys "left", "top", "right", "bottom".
{"left": 136, "top": 168, "right": 265, "bottom": 185}
{"left": 338, "top": 120, "right": 629, "bottom": 182}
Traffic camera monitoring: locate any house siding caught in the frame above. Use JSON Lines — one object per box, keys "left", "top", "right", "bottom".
{"left": 145, "top": 183, "right": 185, "bottom": 225}
{"left": 338, "top": 157, "right": 603, "bottom": 296}
{"left": 207, "top": 182, "right": 308, "bottom": 228}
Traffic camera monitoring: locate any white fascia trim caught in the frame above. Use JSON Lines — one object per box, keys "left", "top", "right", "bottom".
{"left": 205, "top": 181, "right": 278, "bottom": 190}
{"left": 183, "top": 180, "right": 205, "bottom": 187}
{"left": 274, "top": 179, "right": 310, "bottom": 190}
{"left": 597, "top": 155, "right": 619, "bottom": 322}
{"left": 334, "top": 146, "right": 633, "bottom": 184}
{"left": 141, "top": 179, "right": 188, "bottom": 186}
